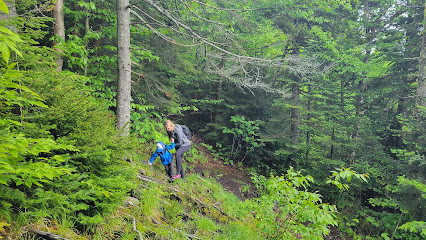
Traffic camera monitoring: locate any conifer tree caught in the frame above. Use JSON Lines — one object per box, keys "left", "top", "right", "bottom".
{"left": 116, "top": 0, "right": 131, "bottom": 134}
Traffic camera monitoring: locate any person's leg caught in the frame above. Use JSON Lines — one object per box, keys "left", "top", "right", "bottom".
{"left": 175, "top": 145, "right": 191, "bottom": 179}
{"left": 164, "top": 162, "right": 174, "bottom": 178}
{"left": 175, "top": 147, "right": 182, "bottom": 179}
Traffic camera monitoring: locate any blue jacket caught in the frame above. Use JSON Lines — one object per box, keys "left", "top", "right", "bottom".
{"left": 149, "top": 142, "right": 175, "bottom": 165}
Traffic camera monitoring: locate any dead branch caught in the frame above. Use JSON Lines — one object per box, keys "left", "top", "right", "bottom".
{"left": 27, "top": 229, "right": 70, "bottom": 240}
{"left": 171, "top": 186, "right": 238, "bottom": 221}
{"left": 188, "top": 0, "right": 274, "bottom": 12}
{"left": 137, "top": 175, "right": 158, "bottom": 183}
{"left": 151, "top": 222, "right": 201, "bottom": 239}
{"left": 130, "top": 0, "right": 331, "bottom": 94}
{"left": 122, "top": 213, "right": 144, "bottom": 240}
{"left": 137, "top": 173, "right": 237, "bottom": 221}
{"left": 150, "top": 216, "right": 161, "bottom": 225}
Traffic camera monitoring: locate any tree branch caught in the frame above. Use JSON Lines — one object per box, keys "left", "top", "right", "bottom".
{"left": 129, "top": 0, "right": 330, "bottom": 94}
{"left": 27, "top": 229, "right": 71, "bottom": 240}
{"left": 122, "top": 213, "right": 144, "bottom": 240}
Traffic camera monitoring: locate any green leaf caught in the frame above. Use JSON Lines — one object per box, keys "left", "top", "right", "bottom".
{"left": 0, "top": 42, "right": 9, "bottom": 64}
{"left": 0, "top": 162, "right": 15, "bottom": 173}
{"left": 0, "top": 0, "right": 8, "bottom": 14}
{"left": 0, "top": 176, "right": 10, "bottom": 185}
{"left": 0, "top": 27, "right": 20, "bottom": 39}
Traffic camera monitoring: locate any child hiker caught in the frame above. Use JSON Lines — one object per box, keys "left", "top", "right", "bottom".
{"left": 148, "top": 138, "right": 175, "bottom": 179}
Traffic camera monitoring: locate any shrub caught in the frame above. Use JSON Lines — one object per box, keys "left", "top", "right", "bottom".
{"left": 1, "top": 69, "right": 138, "bottom": 232}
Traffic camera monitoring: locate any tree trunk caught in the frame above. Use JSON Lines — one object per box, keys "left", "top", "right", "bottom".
{"left": 415, "top": 2, "right": 426, "bottom": 120}
{"left": 0, "top": 0, "right": 17, "bottom": 33}
{"left": 53, "top": 0, "right": 65, "bottom": 72}
{"left": 304, "top": 84, "right": 311, "bottom": 162}
{"left": 215, "top": 56, "right": 226, "bottom": 123}
{"left": 352, "top": 0, "right": 372, "bottom": 161}
{"left": 290, "top": 79, "right": 300, "bottom": 165}
{"left": 84, "top": 8, "right": 90, "bottom": 76}
{"left": 289, "top": 46, "right": 301, "bottom": 168}
{"left": 0, "top": 0, "right": 16, "bottom": 19}
{"left": 116, "top": 0, "right": 131, "bottom": 135}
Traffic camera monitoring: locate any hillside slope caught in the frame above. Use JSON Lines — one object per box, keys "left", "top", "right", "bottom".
{"left": 15, "top": 138, "right": 345, "bottom": 240}
{"left": 124, "top": 158, "right": 264, "bottom": 240}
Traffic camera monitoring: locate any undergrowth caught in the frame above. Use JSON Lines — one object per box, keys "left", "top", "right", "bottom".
{"left": 120, "top": 162, "right": 264, "bottom": 240}
{"left": 1, "top": 67, "right": 339, "bottom": 239}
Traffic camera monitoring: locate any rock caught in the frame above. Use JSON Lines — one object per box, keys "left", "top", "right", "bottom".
{"left": 124, "top": 196, "right": 140, "bottom": 207}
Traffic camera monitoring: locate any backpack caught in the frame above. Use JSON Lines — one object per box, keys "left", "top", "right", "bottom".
{"left": 181, "top": 125, "right": 192, "bottom": 140}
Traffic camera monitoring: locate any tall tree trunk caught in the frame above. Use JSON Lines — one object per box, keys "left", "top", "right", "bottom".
{"left": 0, "top": 0, "right": 16, "bottom": 20}
{"left": 290, "top": 82, "right": 300, "bottom": 146}
{"left": 290, "top": 79, "right": 300, "bottom": 167}
{"left": 352, "top": 0, "right": 372, "bottom": 161}
{"left": 217, "top": 56, "right": 226, "bottom": 102}
{"left": 215, "top": 56, "right": 226, "bottom": 123}
{"left": 330, "top": 128, "right": 335, "bottom": 160}
{"left": 116, "top": 0, "right": 131, "bottom": 134}
{"left": 0, "top": 0, "right": 17, "bottom": 33}
{"left": 289, "top": 46, "right": 301, "bottom": 168}
{"left": 305, "top": 84, "right": 311, "bottom": 161}
{"left": 53, "top": 0, "right": 65, "bottom": 72}
{"left": 415, "top": 2, "right": 426, "bottom": 120}
{"left": 84, "top": 7, "right": 90, "bottom": 76}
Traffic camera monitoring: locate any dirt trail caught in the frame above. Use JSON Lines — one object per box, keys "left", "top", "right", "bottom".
{"left": 187, "top": 137, "right": 257, "bottom": 200}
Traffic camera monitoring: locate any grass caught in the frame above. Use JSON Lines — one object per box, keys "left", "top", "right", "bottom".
{"left": 2, "top": 146, "right": 264, "bottom": 240}
{"left": 118, "top": 161, "right": 264, "bottom": 240}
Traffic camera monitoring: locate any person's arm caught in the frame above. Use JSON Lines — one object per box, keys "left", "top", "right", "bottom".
{"left": 166, "top": 141, "right": 175, "bottom": 150}
{"left": 168, "top": 131, "right": 176, "bottom": 146}
{"left": 175, "top": 126, "right": 184, "bottom": 148}
{"left": 148, "top": 152, "right": 158, "bottom": 165}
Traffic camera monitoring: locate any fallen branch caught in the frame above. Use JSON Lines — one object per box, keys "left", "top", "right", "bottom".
{"left": 150, "top": 216, "right": 161, "bottom": 225}
{"left": 152, "top": 222, "right": 201, "bottom": 239}
{"left": 172, "top": 188, "right": 237, "bottom": 221}
{"left": 138, "top": 174, "right": 237, "bottom": 221}
{"left": 137, "top": 175, "right": 158, "bottom": 183}
{"left": 193, "top": 196, "right": 237, "bottom": 221}
{"left": 27, "top": 229, "right": 70, "bottom": 240}
{"left": 123, "top": 213, "right": 144, "bottom": 240}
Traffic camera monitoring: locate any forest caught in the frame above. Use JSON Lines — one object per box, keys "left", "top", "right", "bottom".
{"left": 0, "top": 0, "right": 425, "bottom": 239}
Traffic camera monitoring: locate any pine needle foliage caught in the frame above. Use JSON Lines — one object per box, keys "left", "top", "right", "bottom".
{"left": 17, "top": 70, "right": 139, "bottom": 230}
{"left": 1, "top": 68, "right": 139, "bottom": 236}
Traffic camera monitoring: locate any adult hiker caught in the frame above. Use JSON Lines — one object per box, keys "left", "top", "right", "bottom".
{"left": 148, "top": 138, "right": 175, "bottom": 179}
{"left": 164, "top": 120, "right": 191, "bottom": 180}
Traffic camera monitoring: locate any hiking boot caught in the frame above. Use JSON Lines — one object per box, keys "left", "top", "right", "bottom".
{"left": 172, "top": 174, "right": 181, "bottom": 179}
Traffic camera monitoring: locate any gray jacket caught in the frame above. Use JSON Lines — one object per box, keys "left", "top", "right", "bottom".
{"left": 169, "top": 124, "right": 191, "bottom": 149}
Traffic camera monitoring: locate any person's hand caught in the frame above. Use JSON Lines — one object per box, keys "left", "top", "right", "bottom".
{"left": 170, "top": 138, "right": 175, "bottom": 143}
{"left": 148, "top": 162, "right": 152, "bottom": 166}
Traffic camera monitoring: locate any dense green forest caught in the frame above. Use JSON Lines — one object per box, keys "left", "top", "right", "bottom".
{"left": 1, "top": 0, "right": 425, "bottom": 239}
